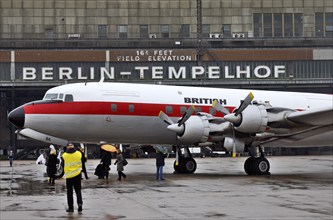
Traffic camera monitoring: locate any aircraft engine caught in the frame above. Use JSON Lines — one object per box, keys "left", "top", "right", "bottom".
{"left": 176, "top": 115, "right": 210, "bottom": 143}
{"left": 162, "top": 108, "right": 226, "bottom": 144}
{"left": 233, "top": 105, "right": 268, "bottom": 134}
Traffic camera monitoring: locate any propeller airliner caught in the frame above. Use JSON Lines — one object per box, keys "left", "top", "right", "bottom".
{"left": 8, "top": 82, "right": 333, "bottom": 175}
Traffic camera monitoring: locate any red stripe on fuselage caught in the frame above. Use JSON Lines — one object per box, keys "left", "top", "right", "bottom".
{"left": 23, "top": 101, "right": 229, "bottom": 117}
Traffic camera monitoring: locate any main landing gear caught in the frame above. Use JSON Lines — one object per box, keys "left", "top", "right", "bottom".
{"left": 244, "top": 145, "right": 270, "bottom": 175}
{"left": 173, "top": 146, "right": 197, "bottom": 174}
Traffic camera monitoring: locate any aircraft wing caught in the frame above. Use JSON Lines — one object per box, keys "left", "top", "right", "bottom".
{"left": 286, "top": 106, "right": 333, "bottom": 126}
{"left": 233, "top": 106, "right": 333, "bottom": 148}
{"left": 257, "top": 106, "right": 333, "bottom": 147}
{"left": 259, "top": 124, "right": 333, "bottom": 147}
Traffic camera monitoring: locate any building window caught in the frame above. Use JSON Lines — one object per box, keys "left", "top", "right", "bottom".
{"left": 263, "top": 13, "right": 272, "bottom": 37}
{"left": 274, "top": 14, "right": 282, "bottom": 37}
{"left": 98, "top": 25, "right": 108, "bottom": 39}
{"left": 315, "top": 13, "right": 324, "bottom": 37}
{"left": 180, "top": 24, "right": 190, "bottom": 38}
{"left": 222, "top": 24, "right": 231, "bottom": 37}
{"left": 202, "top": 24, "right": 210, "bottom": 38}
{"left": 118, "top": 25, "right": 128, "bottom": 38}
{"left": 284, "top": 13, "right": 293, "bottom": 37}
{"left": 140, "top": 25, "right": 149, "bottom": 38}
{"left": 161, "top": 25, "right": 169, "bottom": 38}
{"left": 294, "top": 13, "right": 303, "bottom": 37}
{"left": 253, "top": 13, "right": 262, "bottom": 37}
{"left": 325, "top": 12, "right": 333, "bottom": 37}
{"left": 45, "top": 28, "right": 54, "bottom": 39}
{"left": 254, "top": 13, "right": 303, "bottom": 37}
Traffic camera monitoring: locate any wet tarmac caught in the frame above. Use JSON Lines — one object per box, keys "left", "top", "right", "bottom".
{"left": 0, "top": 156, "right": 332, "bottom": 220}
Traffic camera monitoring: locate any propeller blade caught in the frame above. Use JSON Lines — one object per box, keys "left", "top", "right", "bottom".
{"left": 158, "top": 111, "right": 174, "bottom": 125}
{"left": 235, "top": 92, "right": 254, "bottom": 116}
{"left": 177, "top": 105, "right": 195, "bottom": 126}
{"left": 212, "top": 100, "right": 230, "bottom": 115}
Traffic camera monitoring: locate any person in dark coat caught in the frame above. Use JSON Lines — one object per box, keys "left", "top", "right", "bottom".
{"left": 114, "top": 150, "right": 126, "bottom": 181}
{"left": 100, "top": 149, "right": 112, "bottom": 179}
{"left": 155, "top": 151, "right": 167, "bottom": 181}
{"left": 46, "top": 149, "right": 57, "bottom": 184}
{"left": 78, "top": 147, "right": 89, "bottom": 179}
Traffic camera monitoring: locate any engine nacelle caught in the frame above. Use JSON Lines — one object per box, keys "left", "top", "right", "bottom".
{"left": 234, "top": 105, "right": 268, "bottom": 133}
{"left": 177, "top": 115, "right": 210, "bottom": 143}
{"left": 223, "top": 137, "right": 245, "bottom": 152}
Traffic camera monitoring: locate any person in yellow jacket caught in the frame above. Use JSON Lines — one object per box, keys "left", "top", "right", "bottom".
{"left": 62, "top": 143, "right": 83, "bottom": 213}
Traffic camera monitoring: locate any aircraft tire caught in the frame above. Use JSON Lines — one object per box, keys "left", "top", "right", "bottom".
{"left": 173, "top": 157, "right": 197, "bottom": 174}
{"left": 244, "top": 157, "right": 255, "bottom": 175}
{"left": 182, "top": 157, "right": 197, "bottom": 174}
{"left": 244, "top": 157, "right": 270, "bottom": 175}
{"left": 254, "top": 157, "right": 270, "bottom": 175}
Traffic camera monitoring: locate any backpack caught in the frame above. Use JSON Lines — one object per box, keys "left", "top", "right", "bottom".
{"left": 122, "top": 159, "right": 128, "bottom": 166}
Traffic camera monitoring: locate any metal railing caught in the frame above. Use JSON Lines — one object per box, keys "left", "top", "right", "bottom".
{"left": 0, "top": 37, "right": 332, "bottom": 49}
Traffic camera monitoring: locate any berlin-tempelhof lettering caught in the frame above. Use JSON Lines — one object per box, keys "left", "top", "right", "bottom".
{"left": 22, "top": 65, "right": 286, "bottom": 80}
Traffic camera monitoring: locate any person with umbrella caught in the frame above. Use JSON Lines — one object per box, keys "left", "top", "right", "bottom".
{"left": 99, "top": 144, "right": 117, "bottom": 179}
{"left": 154, "top": 146, "right": 168, "bottom": 181}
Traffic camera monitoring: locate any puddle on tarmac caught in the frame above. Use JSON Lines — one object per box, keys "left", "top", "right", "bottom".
{"left": 14, "top": 178, "right": 66, "bottom": 195}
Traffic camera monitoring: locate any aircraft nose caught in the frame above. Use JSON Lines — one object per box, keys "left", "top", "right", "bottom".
{"left": 8, "top": 106, "right": 25, "bottom": 128}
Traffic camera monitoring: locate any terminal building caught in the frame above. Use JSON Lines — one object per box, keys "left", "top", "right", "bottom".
{"left": 0, "top": 0, "right": 332, "bottom": 157}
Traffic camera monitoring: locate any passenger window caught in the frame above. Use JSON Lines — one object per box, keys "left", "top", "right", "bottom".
{"left": 166, "top": 106, "right": 173, "bottom": 114}
{"left": 129, "top": 104, "right": 134, "bottom": 112}
{"left": 180, "top": 106, "right": 187, "bottom": 114}
{"left": 111, "top": 104, "right": 117, "bottom": 112}
{"left": 209, "top": 108, "right": 216, "bottom": 115}
{"left": 64, "top": 94, "right": 74, "bottom": 102}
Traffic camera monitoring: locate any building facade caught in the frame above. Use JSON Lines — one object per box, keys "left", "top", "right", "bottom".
{"left": 0, "top": 0, "right": 332, "bottom": 156}
{"left": 0, "top": 0, "right": 333, "bottom": 39}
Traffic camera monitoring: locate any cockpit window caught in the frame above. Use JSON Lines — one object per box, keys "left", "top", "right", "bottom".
{"left": 44, "top": 93, "right": 73, "bottom": 102}
{"left": 44, "top": 93, "right": 59, "bottom": 100}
